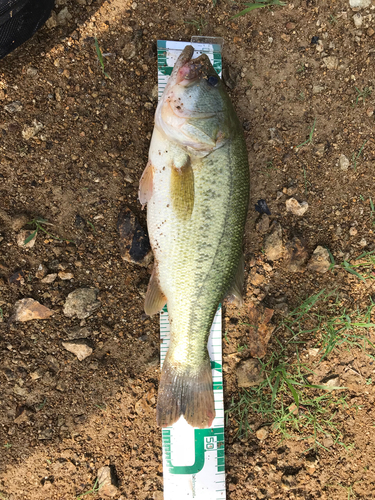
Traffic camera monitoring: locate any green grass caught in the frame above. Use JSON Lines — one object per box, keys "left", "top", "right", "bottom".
{"left": 24, "top": 217, "right": 73, "bottom": 245}
{"left": 94, "top": 38, "right": 112, "bottom": 80}
{"left": 352, "top": 140, "right": 367, "bottom": 171}
{"left": 232, "top": 0, "right": 285, "bottom": 19}
{"left": 77, "top": 479, "right": 102, "bottom": 500}
{"left": 0, "top": 308, "right": 3, "bottom": 321}
{"left": 295, "top": 118, "right": 316, "bottom": 149}
{"left": 184, "top": 17, "right": 207, "bottom": 34}
{"left": 354, "top": 86, "right": 372, "bottom": 106}
{"left": 226, "top": 290, "right": 375, "bottom": 450}
{"left": 340, "top": 251, "right": 375, "bottom": 281}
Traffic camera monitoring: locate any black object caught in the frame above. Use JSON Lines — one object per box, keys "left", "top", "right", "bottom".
{"left": 0, "top": 0, "right": 55, "bottom": 59}
{"left": 310, "top": 36, "right": 319, "bottom": 45}
{"left": 255, "top": 199, "right": 271, "bottom": 215}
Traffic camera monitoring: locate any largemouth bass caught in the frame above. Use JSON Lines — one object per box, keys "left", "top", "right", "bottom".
{"left": 139, "top": 45, "right": 249, "bottom": 428}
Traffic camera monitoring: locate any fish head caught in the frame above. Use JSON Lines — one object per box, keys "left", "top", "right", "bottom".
{"left": 156, "top": 46, "right": 232, "bottom": 155}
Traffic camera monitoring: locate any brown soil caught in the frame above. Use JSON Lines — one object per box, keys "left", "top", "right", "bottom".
{"left": 1, "top": 0, "right": 375, "bottom": 498}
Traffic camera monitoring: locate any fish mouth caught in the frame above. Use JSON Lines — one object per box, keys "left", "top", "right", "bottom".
{"left": 175, "top": 50, "right": 212, "bottom": 86}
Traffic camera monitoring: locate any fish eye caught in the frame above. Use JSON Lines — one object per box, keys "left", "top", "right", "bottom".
{"left": 207, "top": 75, "right": 219, "bottom": 87}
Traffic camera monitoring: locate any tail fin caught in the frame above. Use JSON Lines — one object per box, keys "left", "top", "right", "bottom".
{"left": 157, "top": 353, "right": 215, "bottom": 428}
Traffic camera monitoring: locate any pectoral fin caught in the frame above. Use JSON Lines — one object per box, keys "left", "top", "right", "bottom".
{"left": 226, "top": 254, "right": 245, "bottom": 307}
{"left": 138, "top": 160, "right": 154, "bottom": 208}
{"left": 170, "top": 154, "right": 194, "bottom": 220}
{"left": 144, "top": 267, "right": 167, "bottom": 316}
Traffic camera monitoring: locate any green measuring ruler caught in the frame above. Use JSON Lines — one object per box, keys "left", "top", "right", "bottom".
{"left": 157, "top": 39, "right": 226, "bottom": 500}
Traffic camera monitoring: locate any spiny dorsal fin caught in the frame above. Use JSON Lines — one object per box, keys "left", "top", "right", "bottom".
{"left": 144, "top": 266, "right": 167, "bottom": 316}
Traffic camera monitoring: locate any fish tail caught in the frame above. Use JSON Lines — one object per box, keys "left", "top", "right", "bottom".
{"left": 157, "top": 352, "right": 215, "bottom": 428}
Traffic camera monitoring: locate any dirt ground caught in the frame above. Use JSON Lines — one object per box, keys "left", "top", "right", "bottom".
{"left": 1, "top": 0, "right": 375, "bottom": 498}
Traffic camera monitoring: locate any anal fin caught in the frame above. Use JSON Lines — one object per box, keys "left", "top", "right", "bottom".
{"left": 138, "top": 160, "right": 154, "bottom": 208}
{"left": 226, "top": 254, "right": 245, "bottom": 307}
{"left": 144, "top": 267, "right": 167, "bottom": 316}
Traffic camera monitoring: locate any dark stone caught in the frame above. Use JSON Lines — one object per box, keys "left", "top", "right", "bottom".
{"left": 254, "top": 199, "right": 271, "bottom": 215}
{"left": 117, "top": 206, "right": 152, "bottom": 266}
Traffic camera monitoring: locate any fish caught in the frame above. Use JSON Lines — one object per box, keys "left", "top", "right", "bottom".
{"left": 138, "top": 45, "right": 250, "bottom": 428}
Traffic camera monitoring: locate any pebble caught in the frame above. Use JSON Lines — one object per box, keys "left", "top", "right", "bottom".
{"left": 58, "top": 271, "right": 74, "bottom": 280}
{"left": 323, "top": 56, "right": 339, "bottom": 70}
{"left": 308, "top": 348, "right": 320, "bottom": 357}
{"left": 57, "top": 7, "right": 72, "bottom": 25}
{"left": 62, "top": 340, "right": 93, "bottom": 361}
{"left": 67, "top": 326, "right": 90, "bottom": 339}
{"left": 117, "top": 206, "right": 152, "bottom": 267}
{"left": 256, "top": 427, "right": 269, "bottom": 441}
{"left": 4, "top": 101, "right": 22, "bottom": 113}
{"left": 17, "top": 230, "right": 37, "bottom": 248}
{"left": 236, "top": 358, "right": 264, "bottom": 388}
{"left": 256, "top": 214, "right": 270, "bottom": 233}
{"left": 144, "top": 102, "right": 153, "bottom": 110}
{"left": 35, "top": 264, "right": 48, "bottom": 279}
{"left": 313, "top": 84, "right": 324, "bottom": 94}
{"left": 41, "top": 274, "right": 57, "bottom": 284}
{"left": 350, "top": 0, "right": 371, "bottom": 8}
{"left": 284, "top": 236, "right": 308, "bottom": 272}
{"left": 264, "top": 223, "right": 283, "bottom": 261}
{"left": 349, "top": 226, "right": 358, "bottom": 236}
{"left": 12, "top": 298, "right": 54, "bottom": 322}
{"left": 285, "top": 198, "right": 309, "bottom": 216}
{"left": 323, "top": 436, "right": 334, "bottom": 448}
{"left": 321, "top": 376, "right": 340, "bottom": 389}
{"left": 63, "top": 288, "right": 101, "bottom": 319}
{"left": 339, "top": 154, "right": 350, "bottom": 171}
{"left": 250, "top": 272, "right": 265, "bottom": 286}
{"left": 222, "top": 64, "right": 238, "bottom": 90}
{"left": 26, "top": 67, "right": 38, "bottom": 77}
{"left": 269, "top": 127, "right": 283, "bottom": 145}
{"left": 353, "top": 13, "right": 363, "bottom": 27}
{"left": 22, "top": 120, "right": 43, "bottom": 140}
{"left": 359, "top": 238, "right": 367, "bottom": 247}
{"left": 97, "top": 466, "right": 119, "bottom": 497}
{"left": 307, "top": 246, "right": 331, "bottom": 274}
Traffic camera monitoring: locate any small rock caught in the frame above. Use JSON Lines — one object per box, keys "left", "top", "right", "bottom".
{"left": 35, "top": 264, "right": 48, "bottom": 279}
{"left": 17, "top": 230, "right": 37, "bottom": 248}
{"left": 67, "top": 326, "right": 90, "bottom": 340}
{"left": 359, "top": 238, "right": 367, "bottom": 247}
{"left": 58, "top": 271, "right": 74, "bottom": 280}
{"left": 13, "top": 385, "right": 28, "bottom": 397}
{"left": 22, "top": 120, "right": 43, "bottom": 140}
{"left": 57, "top": 7, "right": 72, "bottom": 25}
{"left": 222, "top": 64, "right": 238, "bottom": 90}
{"left": 285, "top": 198, "right": 309, "bottom": 216}
{"left": 45, "top": 10, "right": 57, "bottom": 28}
{"left": 62, "top": 340, "right": 93, "bottom": 361}
{"left": 307, "top": 246, "right": 331, "bottom": 274}
{"left": 97, "top": 466, "right": 119, "bottom": 497}
{"left": 12, "top": 298, "right": 54, "bottom": 322}
{"left": 26, "top": 67, "right": 38, "bottom": 77}
{"left": 254, "top": 199, "right": 271, "bottom": 215}
{"left": 4, "top": 101, "right": 22, "bottom": 113}
{"left": 144, "top": 102, "right": 153, "bottom": 110}
{"left": 236, "top": 358, "right": 264, "bottom": 388}
{"left": 269, "top": 127, "right": 283, "bottom": 145}
{"left": 367, "top": 27, "right": 375, "bottom": 37}
{"left": 153, "top": 493, "right": 163, "bottom": 500}
{"left": 353, "top": 12, "right": 363, "bottom": 27}
{"left": 308, "top": 348, "right": 320, "bottom": 357}
{"left": 323, "top": 56, "right": 339, "bottom": 70}
{"left": 313, "top": 84, "right": 324, "bottom": 94}
{"left": 41, "top": 274, "right": 57, "bottom": 284}
{"left": 247, "top": 303, "right": 275, "bottom": 358}
{"left": 323, "top": 436, "right": 334, "bottom": 448}
{"left": 316, "top": 40, "right": 324, "bottom": 53}
{"left": 367, "top": 107, "right": 374, "bottom": 117}
{"left": 264, "top": 223, "right": 283, "bottom": 261}
{"left": 349, "top": 226, "right": 358, "bottom": 236}
{"left": 285, "top": 22, "right": 296, "bottom": 30}
{"left": 314, "top": 143, "right": 325, "bottom": 156}
{"left": 8, "top": 269, "right": 25, "bottom": 285}
{"left": 250, "top": 272, "right": 265, "bottom": 286}
{"left": 321, "top": 375, "right": 340, "bottom": 389}
{"left": 349, "top": 0, "right": 371, "bottom": 8}
{"left": 256, "top": 427, "right": 269, "bottom": 441}
{"left": 284, "top": 236, "right": 308, "bottom": 272}
{"left": 339, "top": 154, "right": 350, "bottom": 171}
{"left": 30, "top": 369, "right": 43, "bottom": 380}
{"left": 283, "top": 186, "right": 298, "bottom": 196}
{"left": 256, "top": 214, "right": 270, "bottom": 233}
{"left": 117, "top": 206, "right": 152, "bottom": 267}
{"left": 63, "top": 288, "right": 100, "bottom": 319}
